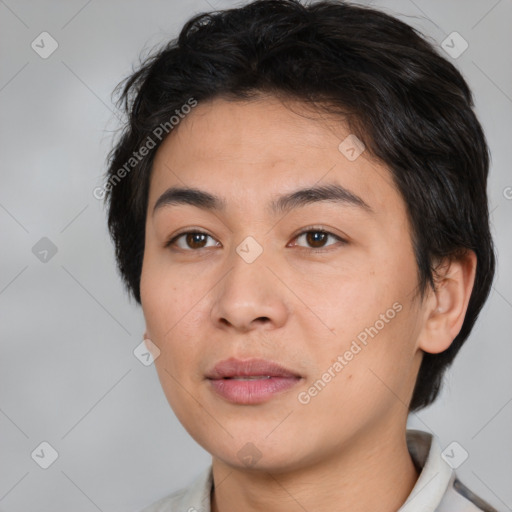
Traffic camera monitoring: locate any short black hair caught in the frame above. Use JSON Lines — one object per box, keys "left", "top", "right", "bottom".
{"left": 104, "top": 0, "right": 496, "bottom": 411}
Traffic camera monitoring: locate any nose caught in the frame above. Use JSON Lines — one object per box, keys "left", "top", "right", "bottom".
{"left": 210, "top": 249, "right": 289, "bottom": 333}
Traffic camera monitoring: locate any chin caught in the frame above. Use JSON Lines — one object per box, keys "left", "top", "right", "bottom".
{"left": 207, "top": 438, "right": 310, "bottom": 474}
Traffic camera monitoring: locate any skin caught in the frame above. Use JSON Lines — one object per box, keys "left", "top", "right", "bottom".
{"left": 140, "top": 95, "right": 477, "bottom": 512}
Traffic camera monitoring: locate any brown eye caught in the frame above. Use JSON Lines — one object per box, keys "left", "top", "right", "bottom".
{"left": 185, "top": 233, "right": 208, "bottom": 249}
{"left": 293, "top": 229, "right": 346, "bottom": 251}
{"left": 166, "top": 231, "right": 219, "bottom": 251}
{"left": 305, "top": 231, "right": 328, "bottom": 248}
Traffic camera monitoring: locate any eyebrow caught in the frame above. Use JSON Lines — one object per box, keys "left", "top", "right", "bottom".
{"left": 152, "top": 183, "right": 373, "bottom": 217}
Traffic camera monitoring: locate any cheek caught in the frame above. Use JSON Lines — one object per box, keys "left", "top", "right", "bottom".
{"left": 307, "top": 325, "right": 416, "bottom": 432}
{"left": 304, "top": 266, "right": 420, "bottom": 406}
{"left": 300, "top": 270, "right": 392, "bottom": 356}
{"left": 141, "top": 265, "right": 180, "bottom": 378}
{"left": 346, "top": 302, "right": 421, "bottom": 405}
{"left": 140, "top": 262, "right": 203, "bottom": 410}
{"left": 140, "top": 252, "right": 210, "bottom": 376}
{"left": 140, "top": 249, "right": 195, "bottom": 335}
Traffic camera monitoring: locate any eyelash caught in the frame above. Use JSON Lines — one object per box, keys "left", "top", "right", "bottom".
{"left": 165, "top": 227, "right": 347, "bottom": 254}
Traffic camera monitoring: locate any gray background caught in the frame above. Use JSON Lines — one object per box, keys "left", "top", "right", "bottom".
{"left": 0, "top": 0, "right": 511, "bottom": 511}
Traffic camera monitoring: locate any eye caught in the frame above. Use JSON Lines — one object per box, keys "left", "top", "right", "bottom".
{"left": 165, "top": 230, "right": 220, "bottom": 251}
{"left": 165, "top": 227, "right": 346, "bottom": 253}
{"left": 290, "top": 228, "right": 346, "bottom": 252}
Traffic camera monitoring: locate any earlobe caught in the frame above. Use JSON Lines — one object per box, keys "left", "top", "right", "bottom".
{"left": 418, "top": 250, "right": 477, "bottom": 355}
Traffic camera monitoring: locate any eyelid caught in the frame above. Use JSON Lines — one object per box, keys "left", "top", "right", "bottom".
{"left": 164, "top": 228, "right": 217, "bottom": 249}
{"left": 288, "top": 225, "right": 347, "bottom": 251}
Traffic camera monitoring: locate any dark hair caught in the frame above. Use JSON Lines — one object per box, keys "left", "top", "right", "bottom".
{"left": 104, "top": 0, "right": 495, "bottom": 411}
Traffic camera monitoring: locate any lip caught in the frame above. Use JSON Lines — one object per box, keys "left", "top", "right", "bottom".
{"left": 206, "top": 357, "right": 301, "bottom": 379}
{"left": 206, "top": 358, "right": 302, "bottom": 405}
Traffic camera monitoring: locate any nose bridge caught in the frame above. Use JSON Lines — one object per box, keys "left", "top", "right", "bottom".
{"left": 210, "top": 235, "right": 288, "bottom": 330}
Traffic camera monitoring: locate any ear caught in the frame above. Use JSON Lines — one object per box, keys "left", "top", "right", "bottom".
{"left": 417, "top": 250, "right": 477, "bottom": 354}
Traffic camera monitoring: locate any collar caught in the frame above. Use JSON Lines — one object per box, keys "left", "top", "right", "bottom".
{"left": 398, "top": 429, "right": 454, "bottom": 511}
{"left": 174, "top": 429, "right": 454, "bottom": 512}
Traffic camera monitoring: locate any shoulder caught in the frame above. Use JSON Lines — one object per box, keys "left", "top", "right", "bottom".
{"left": 402, "top": 430, "right": 499, "bottom": 512}
{"left": 436, "top": 477, "right": 499, "bottom": 512}
{"left": 139, "top": 466, "right": 213, "bottom": 512}
{"left": 139, "top": 487, "right": 188, "bottom": 512}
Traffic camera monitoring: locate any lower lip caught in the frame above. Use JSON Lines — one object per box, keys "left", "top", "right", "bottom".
{"left": 208, "top": 377, "right": 301, "bottom": 404}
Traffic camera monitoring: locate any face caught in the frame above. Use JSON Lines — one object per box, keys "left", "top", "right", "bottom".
{"left": 140, "top": 96, "right": 426, "bottom": 472}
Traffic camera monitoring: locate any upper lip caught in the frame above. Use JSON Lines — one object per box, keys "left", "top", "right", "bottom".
{"left": 206, "top": 358, "right": 301, "bottom": 379}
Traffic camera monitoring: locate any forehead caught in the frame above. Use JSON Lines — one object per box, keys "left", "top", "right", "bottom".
{"left": 149, "top": 96, "right": 403, "bottom": 220}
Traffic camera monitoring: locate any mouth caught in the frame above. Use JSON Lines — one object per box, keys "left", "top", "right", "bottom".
{"left": 223, "top": 376, "right": 273, "bottom": 380}
{"left": 206, "top": 358, "right": 302, "bottom": 404}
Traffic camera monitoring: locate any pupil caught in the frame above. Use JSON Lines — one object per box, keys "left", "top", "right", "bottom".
{"left": 307, "top": 231, "right": 326, "bottom": 248}
{"left": 187, "top": 233, "right": 206, "bottom": 248}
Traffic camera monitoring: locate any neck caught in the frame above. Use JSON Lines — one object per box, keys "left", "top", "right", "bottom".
{"left": 210, "top": 424, "right": 419, "bottom": 512}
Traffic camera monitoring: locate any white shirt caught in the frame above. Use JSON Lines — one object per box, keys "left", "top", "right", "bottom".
{"left": 141, "top": 430, "right": 497, "bottom": 512}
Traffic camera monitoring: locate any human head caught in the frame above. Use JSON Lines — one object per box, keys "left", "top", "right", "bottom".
{"left": 104, "top": 0, "right": 495, "bottom": 416}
